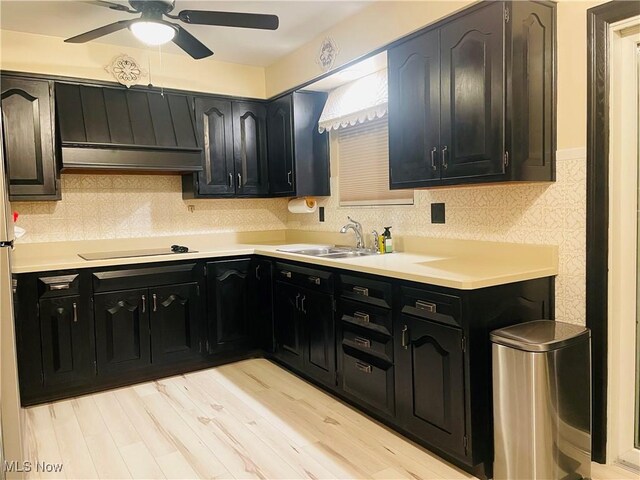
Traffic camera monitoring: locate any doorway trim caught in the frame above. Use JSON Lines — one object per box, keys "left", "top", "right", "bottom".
{"left": 587, "top": 0, "right": 640, "bottom": 464}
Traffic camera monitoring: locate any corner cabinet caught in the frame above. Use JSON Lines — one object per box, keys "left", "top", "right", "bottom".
{"left": 388, "top": 1, "right": 555, "bottom": 189}
{"left": 1, "top": 76, "right": 59, "bottom": 200}
{"left": 183, "top": 99, "right": 268, "bottom": 198}
{"left": 267, "top": 92, "right": 330, "bottom": 197}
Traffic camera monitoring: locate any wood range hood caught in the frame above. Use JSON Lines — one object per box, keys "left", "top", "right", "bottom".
{"left": 55, "top": 82, "right": 203, "bottom": 173}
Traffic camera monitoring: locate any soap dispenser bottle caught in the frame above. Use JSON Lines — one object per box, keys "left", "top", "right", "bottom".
{"left": 383, "top": 227, "right": 393, "bottom": 253}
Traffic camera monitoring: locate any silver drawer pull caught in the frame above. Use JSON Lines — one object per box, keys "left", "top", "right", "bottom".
{"left": 308, "top": 276, "right": 321, "bottom": 285}
{"left": 353, "top": 311, "right": 370, "bottom": 323}
{"left": 416, "top": 300, "right": 437, "bottom": 313}
{"left": 142, "top": 295, "right": 146, "bottom": 313}
{"left": 355, "top": 361, "right": 372, "bottom": 373}
{"left": 72, "top": 302, "right": 78, "bottom": 323}
{"left": 354, "top": 337, "right": 371, "bottom": 348}
{"left": 50, "top": 283, "right": 70, "bottom": 290}
{"left": 281, "top": 270, "right": 292, "bottom": 278}
{"left": 353, "top": 286, "right": 369, "bottom": 296}
{"left": 152, "top": 293, "right": 157, "bottom": 312}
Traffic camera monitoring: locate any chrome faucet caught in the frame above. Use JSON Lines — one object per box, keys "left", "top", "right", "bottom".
{"left": 340, "top": 216, "right": 365, "bottom": 249}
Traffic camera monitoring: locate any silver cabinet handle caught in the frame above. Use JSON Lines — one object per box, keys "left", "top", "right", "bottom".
{"left": 153, "top": 293, "right": 157, "bottom": 312}
{"left": 401, "top": 325, "right": 408, "bottom": 349}
{"left": 300, "top": 295, "right": 306, "bottom": 314}
{"left": 295, "top": 293, "right": 301, "bottom": 310}
{"left": 72, "top": 302, "right": 78, "bottom": 323}
{"left": 416, "top": 300, "right": 437, "bottom": 313}
{"left": 430, "top": 147, "right": 437, "bottom": 171}
{"left": 237, "top": 173, "right": 242, "bottom": 187}
{"left": 50, "top": 283, "right": 70, "bottom": 291}
{"left": 228, "top": 173, "right": 233, "bottom": 187}
{"left": 287, "top": 170, "right": 292, "bottom": 186}
{"left": 141, "top": 295, "right": 146, "bottom": 313}
{"left": 441, "top": 145, "right": 448, "bottom": 170}
{"left": 281, "top": 270, "right": 292, "bottom": 278}
{"left": 353, "top": 311, "right": 370, "bottom": 323}
{"left": 255, "top": 264, "right": 261, "bottom": 281}
{"left": 308, "top": 276, "right": 320, "bottom": 285}
{"left": 353, "top": 286, "right": 369, "bottom": 297}
{"left": 354, "top": 337, "right": 371, "bottom": 348}
{"left": 355, "top": 361, "right": 372, "bottom": 373}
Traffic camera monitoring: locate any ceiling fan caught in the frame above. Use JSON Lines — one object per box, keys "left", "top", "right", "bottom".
{"left": 64, "top": 0, "right": 280, "bottom": 59}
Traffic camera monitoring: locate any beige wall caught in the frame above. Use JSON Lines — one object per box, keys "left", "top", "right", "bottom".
{"left": 0, "top": 30, "right": 266, "bottom": 98}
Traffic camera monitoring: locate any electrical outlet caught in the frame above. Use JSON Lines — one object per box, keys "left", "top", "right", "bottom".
{"left": 431, "top": 203, "right": 445, "bottom": 223}
{"left": 319, "top": 206, "right": 325, "bottom": 222}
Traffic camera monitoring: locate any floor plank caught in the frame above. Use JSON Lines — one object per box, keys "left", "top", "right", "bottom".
{"left": 22, "top": 358, "right": 637, "bottom": 480}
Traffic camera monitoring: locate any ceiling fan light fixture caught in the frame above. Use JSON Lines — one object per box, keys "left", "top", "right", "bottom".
{"left": 129, "top": 20, "right": 176, "bottom": 46}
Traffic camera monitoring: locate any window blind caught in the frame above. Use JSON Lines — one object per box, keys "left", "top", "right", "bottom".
{"left": 337, "top": 117, "right": 414, "bottom": 206}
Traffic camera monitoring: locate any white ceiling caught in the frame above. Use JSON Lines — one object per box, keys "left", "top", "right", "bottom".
{"left": 0, "top": 0, "right": 372, "bottom": 66}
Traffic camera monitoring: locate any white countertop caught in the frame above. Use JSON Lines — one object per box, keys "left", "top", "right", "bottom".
{"left": 11, "top": 232, "right": 558, "bottom": 290}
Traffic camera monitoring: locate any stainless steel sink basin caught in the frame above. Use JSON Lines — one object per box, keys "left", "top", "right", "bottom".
{"left": 277, "top": 246, "right": 377, "bottom": 258}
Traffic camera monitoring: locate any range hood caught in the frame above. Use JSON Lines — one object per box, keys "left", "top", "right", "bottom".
{"left": 55, "top": 82, "right": 202, "bottom": 172}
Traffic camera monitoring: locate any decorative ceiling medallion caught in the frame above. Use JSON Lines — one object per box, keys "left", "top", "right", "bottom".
{"left": 316, "top": 37, "right": 339, "bottom": 72}
{"left": 105, "top": 54, "right": 147, "bottom": 88}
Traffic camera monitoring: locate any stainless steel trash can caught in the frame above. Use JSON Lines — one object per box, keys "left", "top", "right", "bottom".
{"left": 491, "top": 320, "right": 591, "bottom": 480}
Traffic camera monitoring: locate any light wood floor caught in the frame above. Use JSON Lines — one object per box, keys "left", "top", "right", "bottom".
{"left": 22, "top": 358, "right": 638, "bottom": 480}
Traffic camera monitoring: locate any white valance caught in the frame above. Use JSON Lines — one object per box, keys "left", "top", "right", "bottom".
{"left": 318, "top": 69, "right": 388, "bottom": 133}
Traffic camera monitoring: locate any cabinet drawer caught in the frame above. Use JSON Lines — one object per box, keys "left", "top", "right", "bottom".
{"left": 341, "top": 350, "right": 394, "bottom": 416}
{"left": 339, "top": 274, "right": 392, "bottom": 309}
{"left": 93, "top": 263, "right": 199, "bottom": 292}
{"left": 38, "top": 274, "right": 80, "bottom": 298}
{"left": 340, "top": 299, "right": 392, "bottom": 336}
{"left": 400, "top": 287, "right": 461, "bottom": 328}
{"left": 342, "top": 328, "right": 392, "bottom": 363}
{"left": 275, "top": 262, "right": 333, "bottom": 293}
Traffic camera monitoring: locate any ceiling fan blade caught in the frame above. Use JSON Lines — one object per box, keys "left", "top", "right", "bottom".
{"left": 64, "top": 20, "right": 134, "bottom": 43}
{"left": 177, "top": 10, "right": 279, "bottom": 30}
{"left": 172, "top": 25, "right": 213, "bottom": 59}
{"left": 80, "top": 1, "right": 137, "bottom": 13}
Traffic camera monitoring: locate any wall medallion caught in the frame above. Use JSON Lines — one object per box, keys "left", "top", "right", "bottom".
{"left": 316, "top": 37, "right": 339, "bottom": 72}
{"left": 105, "top": 54, "right": 147, "bottom": 88}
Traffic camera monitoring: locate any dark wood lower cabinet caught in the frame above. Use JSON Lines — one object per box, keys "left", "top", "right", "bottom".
{"left": 274, "top": 281, "right": 304, "bottom": 369}
{"left": 395, "top": 315, "right": 466, "bottom": 457}
{"left": 94, "top": 288, "right": 151, "bottom": 376}
{"left": 40, "top": 295, "right": 94, "bottom": 388}
{"left": 150, "top": 283, "right": 202, "bottom": 365}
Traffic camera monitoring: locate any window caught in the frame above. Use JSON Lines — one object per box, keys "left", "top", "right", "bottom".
{"left": 336, "top": 117, "right": 413, "bottom": 206}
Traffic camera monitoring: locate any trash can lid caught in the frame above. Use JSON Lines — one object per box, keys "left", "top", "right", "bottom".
{"left": 490, "top": 320, "right": 590, "bottom": 352}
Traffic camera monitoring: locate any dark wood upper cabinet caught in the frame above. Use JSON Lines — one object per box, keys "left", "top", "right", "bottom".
{"left": 1, "top": 76, "right": 59, "bottom": 201}
{"left": 184, "top": 99, "right": 268, "bottom": 198}
{"left": 388, "top": 29, "right": 441, "bottom": 189}
{"left": 149, "top": 282, "right": 201, "bottom": 365}
{"left": 440, "top": 1, "right": 505, "bottom": 180}
{"left": 388, "top": 0, "right": 555, "bottom": 189}
{"left": 267, "top": 91, "right": 330, "bottom": 197}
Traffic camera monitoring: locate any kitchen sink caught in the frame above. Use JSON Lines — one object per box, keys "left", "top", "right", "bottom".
{"left": 277, "top": 246, "right": 377, "bottom": 258}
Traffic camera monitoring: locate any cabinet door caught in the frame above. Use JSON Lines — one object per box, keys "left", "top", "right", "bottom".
{"left": 195, "top": 97, "right": 235, "bottom": 195}
{"left": 300, "top": 289, "right": 335, "bottom": 385}
{"left": 207, "top": 259, "right": 253, "bottom": 353}
{"left": 94, "top": 289, "right": 151, "bottom": 375}
{"left": 249, "top": 259, "right": 274, "bottom": 352}
{"left": 440, "top": 2, "right": 505, "bottom": 181}
{"left": 274, "top": 281, "right": 303, "bottom": 369}
{"left": 267, "top": 95, "right": 295, "bottom": 195}
{"left": 395, "top": 315, "right": 466, "bottom": 457}
{"left": 233, "top": 101, "right": 268, "bottom": 196}
{"left": 388, "top": 29, "right": 441, "bottom": 189}
{"left": 1, "top": 77, "right": 58, "bottom": 200}
{"left": 39, "top": 295, "right": 94, "bottom": 388}
{"left": 150, "top": 283, "right": 201, "bottom": 365}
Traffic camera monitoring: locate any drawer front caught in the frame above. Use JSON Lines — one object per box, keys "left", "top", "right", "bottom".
{"left": 93, "top": 263, "right": 199, "bottom": 292}
{"left": 341, "top": 350, "right": 395, "bottom": 416}
{"left": 275, "top": 262, "right": 333, "bottom": 293}
{"left": 400, "top": 287, "right": 461, "bottom": 328}
{"left": 38, "top": 274, "right": 80, "bottom": 298}
{"left": 340, "top": 299, "right": 392, "bottom": 336}
{"left": 339, "top": 274, "right": 392, "bottom": 308}
{"left": 342, "top": 328, "right": 393, "bottom": 363}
